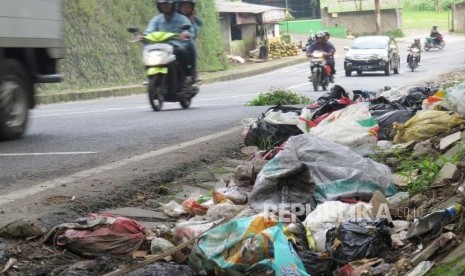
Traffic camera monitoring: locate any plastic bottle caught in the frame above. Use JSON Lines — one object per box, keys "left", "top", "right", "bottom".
{"left": 407, "top": 204, "right": 462, "bottom": 240}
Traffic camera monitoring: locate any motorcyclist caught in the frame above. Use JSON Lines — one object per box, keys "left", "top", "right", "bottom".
{"left": 144, "top": 0, "right": 196, "bottom": 85}
{"left": 177, "top": 0, "right": 202, "bottom": 82}
{"left": 429, "top": 25, "right": 441, "bottom": 45}
{"left": 407, "top": 38, "right": 422, "bottom": 65}
{"left": 323, "top": 30, "right": 336, "bottom": 81}
{"left": 306, "top": 31, "right": 335, "bottom": 82}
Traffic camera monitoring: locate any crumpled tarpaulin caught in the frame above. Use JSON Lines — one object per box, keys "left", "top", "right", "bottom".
{"left": 249, "top": 135, "right": 396, "bottom": 210}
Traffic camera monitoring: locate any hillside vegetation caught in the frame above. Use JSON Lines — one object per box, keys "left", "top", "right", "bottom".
{"left": 41, "top": 0, "right": 227, "bottom": 93}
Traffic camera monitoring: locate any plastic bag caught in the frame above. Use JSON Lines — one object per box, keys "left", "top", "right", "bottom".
{"left": 443, "top": 82, "right": 465, "bottom": 116}
{"left": 310, "top": 102, "right": 379, "bottom": 155}
{"left": 188, "top": 214, "right": 309, "bottom": 275}
{"left": 393, "top": 110, "right": 465, "bottom": 144}
{"left": 325, "top": 218, "right": 392, "bottom": 265}
{"left": 303, "top": 201, "right": 373, "bottom": 251}
{"left": 54, "top": 213, "right": 147, "bottom": 256}
{"left": 422, "top": 90, "right": 445, "bottom": 111}
{"left": 249, "top": 135, "right": 395, "bottom": 210}
{"left": 372, "top": 109, "right": 416, "bottom": 140}
{"left": 298, "top": 251, "right": 335, "bottom": 276}
{"left": 173, "top": 220, "right": 219, "bottom": 244}
{"left": 182, "top": 199, "right": 209, "bottom": 216}
{"left": 244, "top": 105, "right": 304, "bottom": 148}
{"left": 162, "top": 200, "right": 187, "bottom": 218}
{"left": 212, "top": 186, "right": 247, "bottom": 205}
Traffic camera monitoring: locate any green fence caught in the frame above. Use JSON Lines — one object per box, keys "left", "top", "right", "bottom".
{"left": 279, "top": 20, "right": 347, "bottom": 38}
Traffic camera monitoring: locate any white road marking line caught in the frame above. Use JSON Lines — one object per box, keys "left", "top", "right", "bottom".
{"left": 0, "top": 152, "right": 97, "bottom": 157}
{"left": 0, "top": 126, "right": 243, "bottom": 206}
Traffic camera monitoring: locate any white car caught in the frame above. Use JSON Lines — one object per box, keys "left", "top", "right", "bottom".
{"left": 344, "top": 36, "right": 400, "bottom": 76}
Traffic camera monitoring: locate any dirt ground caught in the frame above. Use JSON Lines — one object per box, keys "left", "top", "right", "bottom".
{"left": 2, "top": 69, "right": 465, "bottom": 275}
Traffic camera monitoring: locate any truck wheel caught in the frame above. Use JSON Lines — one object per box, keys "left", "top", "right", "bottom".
{"left": 0, "top": 60, "right": 30, "bottom": 140}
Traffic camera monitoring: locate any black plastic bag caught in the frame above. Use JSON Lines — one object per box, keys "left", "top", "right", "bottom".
{"left": 372, "top": 109, "right": 416, "bottom": 140}
{"left": 325, "top": 218, "right": 392, "bottom": 265}
{"left": 297, "top": 251, "right": 335, "bottom": 276}
{"left": 244, "top": 105, "right": 303, "bottom": 148}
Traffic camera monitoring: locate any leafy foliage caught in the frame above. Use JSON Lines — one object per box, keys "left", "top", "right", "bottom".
{"left": 382, "top": 28, "right": 405, "bottom": 38}
{"left": 39, "top": 0, "right": 227, "bottom": 93}
{"left": 247, "top": 88, "right": 312, "bottom": 106}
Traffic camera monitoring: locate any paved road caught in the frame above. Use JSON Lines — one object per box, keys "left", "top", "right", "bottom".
{"left": 0, "top": 33, "right": 464, "bottom": 218}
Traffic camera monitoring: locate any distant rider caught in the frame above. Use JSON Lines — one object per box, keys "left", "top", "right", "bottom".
{"left": 323, "top": 30, "right": 336, "bottom": 81}
{"left": 177, "top": 0, "right": 202, "bottom": 82}
{"left": 144, "top": 0, "right": 196, "bottom": 85}
{"left": 429, "top": 25, "right": 441, "bottom": 45}
{"left": 407, "top": 38, "right": 422, "bottom": 65}
{"left": 306, "top": 31, "right": 335, "bottom": 82}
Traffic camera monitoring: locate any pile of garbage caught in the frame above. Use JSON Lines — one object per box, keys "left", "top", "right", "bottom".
{"left": 3, "top": 82, "right": 465, "bottom": 275}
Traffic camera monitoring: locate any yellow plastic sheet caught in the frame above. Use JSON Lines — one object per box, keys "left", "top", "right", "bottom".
{"left": 393, "top": 110, "right": 465, "bottom": 144}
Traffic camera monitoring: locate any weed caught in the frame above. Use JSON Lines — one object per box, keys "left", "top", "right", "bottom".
{"left": 247, "top": 88, "right": 312, "bottom": 106}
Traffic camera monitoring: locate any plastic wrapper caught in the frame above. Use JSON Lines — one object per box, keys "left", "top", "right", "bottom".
{"left": 393, "top": 110, "right": 465, "bottom": 144}
{"left": 325, "top": 218, "right": 392, "bottom": 265}
{"left": 54, "top": 213, "right": 147, "bottom": 256}
{"left": 188, "top": 214, "right": 309, "bottom": 275}
{"left": 206, "top": 203, "right": 244, "bottom": 221}
{"left": 212, "top": 186, "right": 247, "bottom": 205}
{"left": 150, "top": 237, "right": 175, "bottom": 255}
{"left": 297, "top": 251, "right": 335, "bottom": 276}
{"left": 182, "top": 198, "right": 209, "bottom": 216}
{"left": 173, "top": 220, "right": 219, "bottom": 244}
{"left": 162, "top": 200, "right": 187, "bottom": 218}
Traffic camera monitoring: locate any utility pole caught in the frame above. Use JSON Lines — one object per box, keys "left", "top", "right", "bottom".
{"left": 375, "top": 0, "right": 381, "bottom": 35}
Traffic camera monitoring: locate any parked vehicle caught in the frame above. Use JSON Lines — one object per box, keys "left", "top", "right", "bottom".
{"left": 128, "top": 27, "right": 199, "bottom": 111}
{"left": 344, "top": 36, "right": 400, "bottom": 77}
{"left": 424, "top": 34, "right": 445, "bottom": 51}
{"left": 407, "top": 47, "right": 421, "bottom": 72}
{"left": 0, "top": 0, "right": 65, "bottom": 140}
{"left": 309, "top": 51, "right": 330, "bottom": 91}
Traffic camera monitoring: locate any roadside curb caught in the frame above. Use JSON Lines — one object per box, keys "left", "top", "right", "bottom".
{"left": 36, "top": 56, "right": 308, "bottom": 105}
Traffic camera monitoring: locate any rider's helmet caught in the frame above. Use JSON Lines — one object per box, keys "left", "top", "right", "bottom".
{"left": 323, "top": 29, "right": 330, "bottom": 37}
{"left": 316, "top": 31, "right": 325, "bottom": 40}
{"left": 155, "top": 0, "right": 175, "bottom": 13}
{"left": 414, "top": 38, "right": 420, "bottom": 44}
{"left": 432, "top": 25, "right": 438, "bottom": 30}
{"left": 177, "top": 0, "right": 196, "bottom": 16}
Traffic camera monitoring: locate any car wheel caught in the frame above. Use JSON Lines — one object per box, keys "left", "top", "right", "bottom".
{"left": 356, "top": 70, "right": 362, "bottom": 75}
{"left": 384, "top": 62, "right": 391, "bottom": 76}
{"left": 345, "top": 70, "right": 351, "bottom": 77}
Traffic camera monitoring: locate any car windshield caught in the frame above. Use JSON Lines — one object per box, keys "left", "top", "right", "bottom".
{"left": 351, "top": 37, "right": 389, "bottom": 49}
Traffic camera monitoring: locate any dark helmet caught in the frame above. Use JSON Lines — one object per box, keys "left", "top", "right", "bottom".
{"left": 177, "top": 0, "right": 196, "bottom": 15}
{"left": 323, "top": 29, "right": 330, "bottom": 37}
{"left": 414, "top": 38, "right": 420, "bottom": 43}
{"left": 432, "top": 25, "right": 438, "bottom": 29}
{"left": 155, "top": 0, "right": 175, "bottom": 13}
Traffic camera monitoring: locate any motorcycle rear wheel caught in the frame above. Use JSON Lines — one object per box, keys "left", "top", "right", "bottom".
{"left": 148, "top": 75, "right": 165, "bottom": 112}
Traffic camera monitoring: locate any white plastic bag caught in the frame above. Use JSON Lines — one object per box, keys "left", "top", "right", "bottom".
{"left": 443, "top": 82, "right": 465, "bottom": 116}
{"left": 309, "top": 102, "right": 378, "bottom": 155}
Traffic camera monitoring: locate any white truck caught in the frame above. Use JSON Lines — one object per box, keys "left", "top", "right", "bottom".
{"left": 0, "top": 0, "right": 65, "bottom": 140}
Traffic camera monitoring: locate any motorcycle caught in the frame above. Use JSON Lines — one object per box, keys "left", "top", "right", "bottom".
{"left": 308, "top": 51, "right": 331, "bottom": 91}
{"left": 424, "top": 34, "right": 445, "bottom": 51}
{"left": 407, "top": 47, "right": 420, "bottom": 72}
{"left": 128, "top": 26, "right": 198, "bottom": 111}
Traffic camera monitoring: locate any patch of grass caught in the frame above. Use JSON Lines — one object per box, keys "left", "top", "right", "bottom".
{"left": 426, "top": 255, "right": 465, "bottom": 276}
{"left": 403, "top": 11, "right": 449, "bottom": 30}
{"left": 247, "top": 88, "right": 312, "bottom": 106}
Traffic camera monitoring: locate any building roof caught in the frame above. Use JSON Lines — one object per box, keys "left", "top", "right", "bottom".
{"left": 215, "top": 0, "right": 285, "bottom": 14}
